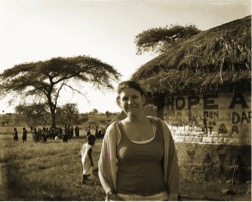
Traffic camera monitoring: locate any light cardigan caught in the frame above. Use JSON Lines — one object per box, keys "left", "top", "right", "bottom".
{"left": 98, "top": 116, "right": 180, "bottom": 201}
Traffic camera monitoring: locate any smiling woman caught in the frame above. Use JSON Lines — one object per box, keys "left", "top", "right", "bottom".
{"left": 116, "top": 81, "right": 146, "bottom": 119}
{"left": 98, "top": 80, "right": 180, "bottom": 201}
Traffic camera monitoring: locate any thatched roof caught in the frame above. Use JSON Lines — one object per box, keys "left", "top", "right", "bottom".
{"left": 132, "top": 15, "right": 251, "bottom": 95}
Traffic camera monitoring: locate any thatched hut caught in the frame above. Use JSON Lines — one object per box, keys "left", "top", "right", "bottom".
{"left": 132, "top": 16, "right": 251, "bottom": 185}
{"left": 133, "top": 15, "right": 251, "bottom": 94}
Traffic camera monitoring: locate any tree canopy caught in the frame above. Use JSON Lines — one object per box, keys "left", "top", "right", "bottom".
{"left": 135, "top": 24, "right": 201, "bottom": 55}
{"left": 0, "top": 55, "right": 121, "bottom": 128}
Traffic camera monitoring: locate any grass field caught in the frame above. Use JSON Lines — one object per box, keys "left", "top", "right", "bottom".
{"left": 0, "top": 132, "right": 106, "bottom": 201}
{"left": 2, "top": 128, "right": 250, "bottom": 201}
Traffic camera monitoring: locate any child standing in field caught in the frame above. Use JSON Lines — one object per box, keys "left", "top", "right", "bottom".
{"left": 80, "top": 134, "right": 96, "bottom": 184}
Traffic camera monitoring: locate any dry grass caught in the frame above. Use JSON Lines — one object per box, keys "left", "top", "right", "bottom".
{"left": 0, "top": 133, "right": 105, "bottom": 201}
{"left": 1, "top": 132, "right": 250, "bottom": 201}
{"left": 132, "top": 15, "right": 251, "bottom": 95}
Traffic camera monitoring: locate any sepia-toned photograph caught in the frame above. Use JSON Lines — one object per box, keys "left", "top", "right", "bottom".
{"left": 0, "top": 0, "right": 251, "bottom": 201}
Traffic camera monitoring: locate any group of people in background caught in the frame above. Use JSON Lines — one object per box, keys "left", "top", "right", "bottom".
{"left": 12, "top": 125, "right": 75, "bottom": 143}
{"left": 12, "top": 124, "right": 106, "bottom": 143}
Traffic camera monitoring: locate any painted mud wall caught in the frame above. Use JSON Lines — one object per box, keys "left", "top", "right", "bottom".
{"left": 164, "top": 92, "right": 251, "bottom": 183}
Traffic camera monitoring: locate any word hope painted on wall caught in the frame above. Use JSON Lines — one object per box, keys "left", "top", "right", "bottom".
{"left": 165, "top": 93, "right": 251, "bottom": 138}
{"left": 166, "top": 93, "right": 249, "bottom": 110}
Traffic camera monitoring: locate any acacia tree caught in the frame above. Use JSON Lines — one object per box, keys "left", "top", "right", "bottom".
{"left": 0, "top": 56, "right": 120, "bottom": 128}
{"left": 135, "top": 24, "right": 201, "bottom": 55}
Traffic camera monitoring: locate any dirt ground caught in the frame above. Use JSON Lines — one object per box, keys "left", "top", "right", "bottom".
{"left": 179, "top": 181, "right": 251, "bottom": 201}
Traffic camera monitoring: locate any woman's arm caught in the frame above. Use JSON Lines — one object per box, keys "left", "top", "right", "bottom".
{"left": 98, "top": 123, "right": 118, "bottom": 197}
{"left": 153, "top": 117, "right": 180, "bottom": 200}
{"left": 166, "top": 135, "right": 180, "bottom": 200}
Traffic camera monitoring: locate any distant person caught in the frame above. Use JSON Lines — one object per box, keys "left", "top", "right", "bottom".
{"left": 96, "top": 128, "right": 105, "bottom": 139}
{"left": 86, "top": 125, "right": 91, "bottom": 137}
{"left": 62, "top": 129, "right": 68, "bottom": 142}
{"left": 42, "top": 127, "right": 48, "bottom": 143}
{"left": 80, "top": 134, "right": 96, "bottom": 185}
{"left": 57, "top": 127, "right": 62, "bottom": 139}
{"left": 37, "top": 128, "right": 42, "bottom": 142}
{"left": 75, "top": 126, "right": 80, "bottom": 137}
{"left": 99, "top": 128, "right": 105, "bottom": 139}
{"left": 32, "top": 128, "right": 38, "bottom": 142}
{"left": 13, "top": 128, "right": 18, "bottom": 141}
{"left": 70, "top": 126, "right": 74, "bottom": 140}
{"left": 98, "top": 80, "right": 180, "bottom": 200}
{"left": 31, "top": 128, "right": 35, "bottom": 142}
{"left": 22, "top": 127, "right": 28, "bottom": 143}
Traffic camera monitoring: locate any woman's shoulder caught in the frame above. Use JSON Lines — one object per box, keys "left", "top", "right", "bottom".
{"left": 147, "top": 116, "right": 171, "bottom": 132}
{"left": 106, "top": 121, "right": 120, "bottom": 131}
{"left": 105, "top": 121, "right": 121, "bottom": 137}
{"left": 104, "top": 121, "right": 121, "bottom": 145}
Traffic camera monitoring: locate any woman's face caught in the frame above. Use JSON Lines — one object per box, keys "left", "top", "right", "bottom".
{"left": 118, "top": 88, "right": 145, "bottom": 116}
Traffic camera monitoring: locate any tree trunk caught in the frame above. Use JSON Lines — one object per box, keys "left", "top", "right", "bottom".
{"left": 48, "top": 102, "right": 57, "bottom": 128}
{"left": 157, "top": 93, "right": 165, "bottom": 120}
{"left": 51, "top": 109, "right": 56, "bottom": 128}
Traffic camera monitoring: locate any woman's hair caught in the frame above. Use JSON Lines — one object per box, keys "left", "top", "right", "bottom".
{"left": 116, "top": 80, "right": 146, "bottom": 106}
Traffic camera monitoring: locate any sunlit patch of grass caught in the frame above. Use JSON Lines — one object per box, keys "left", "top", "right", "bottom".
{"left": 0, "top": 135, "right": 105, "bottom": 200}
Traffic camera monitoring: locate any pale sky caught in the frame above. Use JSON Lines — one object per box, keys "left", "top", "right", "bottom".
{"left": 0, "top": 0, "right": 251, "bottom": 114}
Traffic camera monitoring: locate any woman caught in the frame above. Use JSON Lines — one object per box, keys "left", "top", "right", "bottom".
{"left": 98, "top": 80, "right": 180, "bottom": 201}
